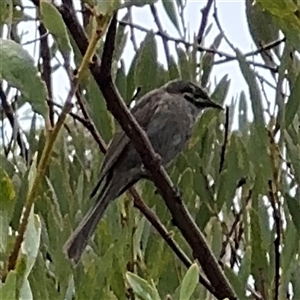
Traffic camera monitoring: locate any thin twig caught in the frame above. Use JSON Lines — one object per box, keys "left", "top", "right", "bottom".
{"left": 197, "top": 0, "right": 214, "bottom": 44}
{"left": 127, "top": 7, "right": 138, "bottom": 52}
{"left": 38, "top": 23, "right": 54, "bottom": 126}
{"left": 219, "top": 106, "right": 230, "bottom": 173}
{"left": 150, "top": 4, "right": 172, "bottom": 67}
{"left": 219, "top": 190, "right": 252, "bottom": 261}
{"left": 118, "top": 19, "right": 283, "bottom": 72}
{"left": 0, "top": 87, "right": 28, "bottom": 162}
{"left": 118, "top": 19, "right": 231, "bottom": 58}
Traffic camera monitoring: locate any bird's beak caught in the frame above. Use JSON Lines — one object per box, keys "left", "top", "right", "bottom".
{"left": 202, "top": 98, "right": 224, "bottom": 110}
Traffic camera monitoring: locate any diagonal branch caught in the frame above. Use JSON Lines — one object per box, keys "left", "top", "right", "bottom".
{"left": 55, "top": 3, "right": 236, "bottom": 299}
{"left": 96, "top": 15, "right": 236, "bottom": 300}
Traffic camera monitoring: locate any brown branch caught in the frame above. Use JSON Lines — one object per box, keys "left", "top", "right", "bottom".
{"left": 92, "top": 13, "right": 235, "bottom": 300}
{"left": 127, "top": 8, "right": 138, "bottom": 52}
{"left": 49, "top": 2, "right": 235, "bottom": 298}
{"left": 0, "top": 87, "right": 29, "bottom": 162}
{"left": 268, "top": 180, "right": 281, "bottom": 300}
{"left": 150, "top": 4, "right": 172, "bottom": 68}
{"left": 219, "top": 190, "right": 252, "bottom": 261}
{"left": 197, "top": 0, "right": 214, "bottom": 44}
{"left": 118, "top": 19, "right": 283, "bottom": 72}
{"left": 38, "top": 23, "right": 54, "bottom": 126}
{"left": 215, "top": 38, "right": 285, "bottom": 66}
{"left": 118, "top": 19, "right": 231, "bottom": 58}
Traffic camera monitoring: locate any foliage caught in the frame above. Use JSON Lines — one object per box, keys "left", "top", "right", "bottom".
{"left": 0, "top": 0, "right": 299, "bottom": 299}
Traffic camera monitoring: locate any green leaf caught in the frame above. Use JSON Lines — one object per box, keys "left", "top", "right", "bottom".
{"left": 250, "top": 177, "right": 269, "bottom": 293}
{"left": 96, "top": 0, "right": 120, "bottom": 15}
{"left": 115, "top": 61, "right": 127, "bottom": 101}
{"left": 286, "top": 193, "right": 300, "bottom": 237}
{"left": 0, "top": 155, "right": 15, "bottom": 177}
{"left": 216, "top": 134, "right": 243, "bottom": 210}
{"left": 28, "top": 152, "right": 38, "bottom": 192}
{"left": 291, "top": 266, "right": 300, "bottom": 299}
{"left": 209, "top": 217, "right": 223, "bottom": 257}
{"left": 246, "top": 0, "right": 279, "bottom": 64}
{"left": 40, "top": 0, "right": 71, "bottom": 61}
{"left": 122, "top": 0, "right": 158, "bottom": 8}
{"left": 179, "top": 263, "right": 199, "bottom": 300}
{"left": 0, "top": 39, "right": 48, "bottom": 117}
{"left": 285, "top": 71, "right": 300, "bottom": 128}
{"left": 86, "top": 77, "right": 114, "bottom": 142}
{"left": 126, "top": 272, "right": 160, "bottom": 300}
{"left": 238, "top": 91, "right": 248, "bottom": 134}
{"left": 176, "top": 46, "right": 191, "bottom": 80}
{"left": 256, "top": 0, "right": 300, "bottom": 51}
{"left": 201, "top": 33, "right": 223, "bottom": 87}
{"left": 224, "top": 267, "right": 248, "bottom": 300}
{"left": 279, "top": 220, "right": 298, "bottom": 297}
{"left": 20, "top": 205, "right": 42, "bottom": 278}
{"left": 114, "top": 13, "right": 129, "bottom": 62}
{"left": 210, "top": 74, "right": 230, "bottom": 106}
{"left": 285, "top": 131, "right": 300, "bottom": 184}
{"left": 238, "top": 246, "right": 252, "bottom": 288}
{"left": 19, "top": 279, "right": 33, "bottom": 300}
{"left": 0, "top": 0, "right": 13, "bottom": 25}
{"left": 0, "top": 270, "right": 17, "bottom": 300}
{"left": 162, "top": 0, "right": 181, "bottom": 35}
{"left": 168, "top": 55, "right": 180, "bottom": 80}
{"left": 0, "top": 167, "right": 15, "bottom": 252}
{"left": 236, "top": 50, "right": 264, "bottom": 126}
{"left": 126, "top": 51, "right": 139, "bottom": 102}
{"left": 135, "top": 31, "right": 158, "bottom": 96}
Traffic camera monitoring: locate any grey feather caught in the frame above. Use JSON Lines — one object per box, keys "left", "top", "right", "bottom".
{"left": 63, "top": 79, "right": 222, "bottom": 263}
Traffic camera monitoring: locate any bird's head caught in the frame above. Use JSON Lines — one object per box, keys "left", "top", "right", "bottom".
{"left": 164, "top": 80, "right": 223, "bottom": 110}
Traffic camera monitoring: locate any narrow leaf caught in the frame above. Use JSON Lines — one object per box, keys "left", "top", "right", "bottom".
{"left": 0, "top": 270, "right": 17, "bottom": 300}
{"left": 286, "top": 194, "right": 300, "bottom": 237}
{"left": 162, "top": 0, "right": 181, "bottom": 34}
{"left": 126, "top": 272, "right": 160, "bottom": 300}
{"left": 135, "top": 31, "right": 158, "bottom": 96}
{"left": 0, "top": 39, "right": 48, "bottom": 117}
{"left": 179, "top": 263, "right": 199, "bottom": 300}
{"left": 40, "top": 0, "right": 72, "bottom": 61}
{"left": 0, "top": 168, "right": 15, "bottom": 252}
{"left": 285, "top": 71, "right": 300, "bottom": 128}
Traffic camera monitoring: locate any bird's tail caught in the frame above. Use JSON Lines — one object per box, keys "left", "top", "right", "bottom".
{"left": 63, "top": 170, "right": 141, "bottom": 264}
{"left": 63, "top": 185, "right": 113, "bottom": 264}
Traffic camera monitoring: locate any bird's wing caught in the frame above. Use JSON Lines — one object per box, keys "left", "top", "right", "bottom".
{"left": 91, "top": 89, "right": 162, "bottom": 196}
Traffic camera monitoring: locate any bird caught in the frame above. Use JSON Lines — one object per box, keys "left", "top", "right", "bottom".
{"left": 63, "top": 79, "right": 223, "bottom": 263}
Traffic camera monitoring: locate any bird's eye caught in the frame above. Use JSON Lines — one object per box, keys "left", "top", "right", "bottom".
{"left": 180, "top": 84, "right": 196, "bottom": 95}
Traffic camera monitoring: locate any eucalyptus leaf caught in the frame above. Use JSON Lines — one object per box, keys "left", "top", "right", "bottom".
{"left": 126, "top": 272, "right": 160, "bottom": 300}
{"left": 285, "top": 71, "right": 300, "bottom": 128}
{"left": 0, "top": 167, "right": 15, "bottom": 252}
{"left": 135, "top": 31, "right": 158, "bottom": 96}
{"left": 40, "top": 0, "right": 71, "bottom": 61}
{"left": 162, "top": 0, "right": 181, "bottom": 35}
{"left": 179, "top": 263, "right": 199, "bottom": 300}
{"left": 121, "top": 0, "right": 158, "bottom": 8}
{"left": 0, "top": 39, "right": 48, "bottom": 117}
{"left": 0, "top": 270, "right": 17, "bottom": 300}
